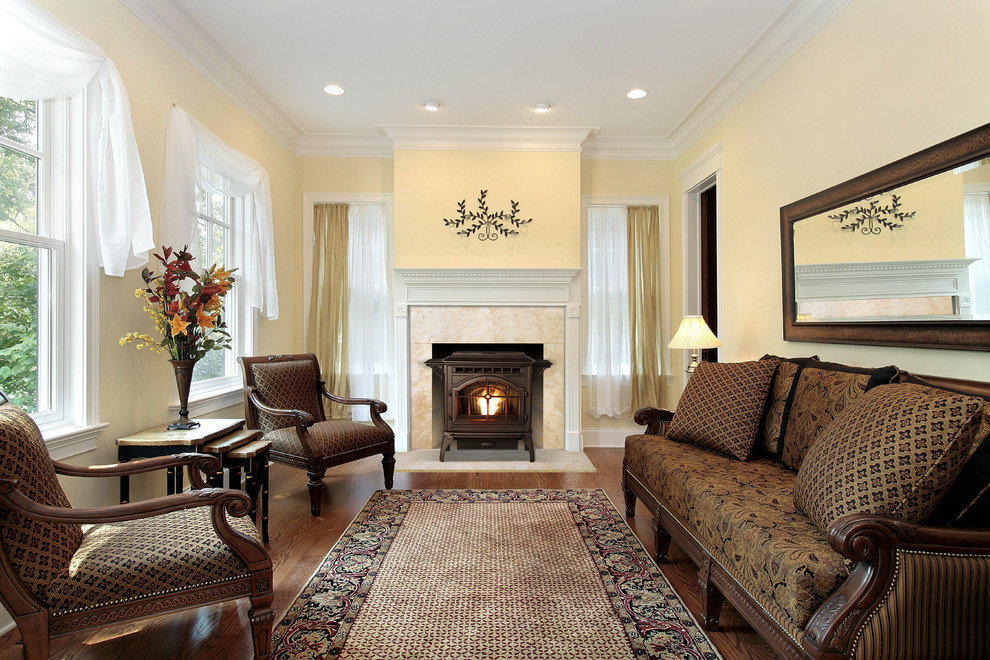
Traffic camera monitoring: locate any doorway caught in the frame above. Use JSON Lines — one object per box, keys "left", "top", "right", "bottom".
{"left": 699, "top": 185, "right": 718, "bottom": 363}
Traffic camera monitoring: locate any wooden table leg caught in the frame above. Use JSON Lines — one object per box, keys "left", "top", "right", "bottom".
{"left": 118, "top": 447, "right": 130, "bottom": 504}
{"left": 260, "top": 454, "right": 269, "bottom": 544}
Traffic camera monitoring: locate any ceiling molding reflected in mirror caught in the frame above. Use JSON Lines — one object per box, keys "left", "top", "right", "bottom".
{"left": 781, "top": 122, "right": 990, "bottom": 351}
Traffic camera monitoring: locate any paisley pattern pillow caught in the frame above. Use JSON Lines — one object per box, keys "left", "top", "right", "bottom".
{"left": 780, "top": 360, "right": 897, "bottom": 470}
{"left": 756, "top": 355, "right": 816, "bottom": 458}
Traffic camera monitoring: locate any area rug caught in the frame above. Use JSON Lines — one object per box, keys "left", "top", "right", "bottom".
{"left": 271, "top": 489, "right": 721, "bottom": 659}
{"left": 394, "top": 449, "right": 597, "bottom": 472}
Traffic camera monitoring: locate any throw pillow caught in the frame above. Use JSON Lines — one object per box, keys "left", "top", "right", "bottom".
{"left": 780, "top": 360, "right": 898, "bottom": 471}
{"left": 756, "top": 354, "right": 816, "bottom": 458}
{"left": 793, "top": 383, "right": 986, "bottom": 533}
{"left": 898, "top": 374, "right": 990, "bottom": 527}
{"left": 668, "top": 359, "right": 778, "bottom": 461}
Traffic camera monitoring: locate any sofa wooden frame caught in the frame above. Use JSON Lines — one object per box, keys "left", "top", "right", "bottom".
{"left": 622, "top": 374, "right": 990, "bottom": 660}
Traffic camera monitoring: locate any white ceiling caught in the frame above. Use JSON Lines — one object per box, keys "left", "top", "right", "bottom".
{"left": 122, "top": 0, "right": 849, "bottom": 157}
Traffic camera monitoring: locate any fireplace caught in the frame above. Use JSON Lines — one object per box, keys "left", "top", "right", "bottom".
{"left": 426, "top": 351, "right": 551, "bottom": 461}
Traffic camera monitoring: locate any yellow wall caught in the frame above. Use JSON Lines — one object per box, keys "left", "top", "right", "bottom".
{"left": 393, "top": 150, "right": 581, "bottom": 268}
{"left": 297, "top": 157, "right": 394, "bottom": 194}
{"left": 674, "top": 0, "right": 990, "bottom": 378}
{"left": 794, "top": 170, "right": 966, "bottom": 264}
{"left": 31, "top": 0, "right": 301, "bottom": 509}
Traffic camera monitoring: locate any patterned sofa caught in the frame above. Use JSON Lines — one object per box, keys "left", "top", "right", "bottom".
{"left": 622, "top": 357, "right": 990, "bottom": 660}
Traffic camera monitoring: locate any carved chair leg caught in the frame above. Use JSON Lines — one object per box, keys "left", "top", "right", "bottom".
{"left": 382, "top": 451, "right": 395, "bottom": 489}
{"left": 654, "top": 520, "right": 673, "bottom": 563}
{"left": 623, "top": 482, "right": 637, "bottom": 517}
{"left": 248, "top": 601, "right": 274, "bottom": 659}
{"left": 306, "top": 469, "right": 326, "bottom": 517}
{"left": 17, "top": 612, "right": 49, "bottom": 660}
{"left": 698, "top": 558, "right": 724, "bottom": 630}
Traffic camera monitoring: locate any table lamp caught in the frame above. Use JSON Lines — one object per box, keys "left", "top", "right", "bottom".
{"left": 668, "top": 315, "right": 721, "bottom": 374}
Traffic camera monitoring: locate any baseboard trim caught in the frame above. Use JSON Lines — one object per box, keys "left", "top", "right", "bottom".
{"left": 582, "top": 428, "right": 639, "bottom": 448}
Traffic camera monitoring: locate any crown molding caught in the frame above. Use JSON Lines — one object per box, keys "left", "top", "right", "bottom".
{"left": 668, "top": 0, "right": 852, "bottom": 152}
{"left": 581, "top": 136, "right": 676, "bottom": 160}
{"left": 379, "top": 125, "right": 598, "bottom": 152}
{"left": 120, "top": 0, "right": 303, "bottom": 152}
{"left": 295, "top": 134, "right": 394, "bottom": 158}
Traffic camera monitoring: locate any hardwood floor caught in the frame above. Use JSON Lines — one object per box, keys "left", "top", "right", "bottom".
{"left": 0, "top": 448, "right": 777, "bottom": 659}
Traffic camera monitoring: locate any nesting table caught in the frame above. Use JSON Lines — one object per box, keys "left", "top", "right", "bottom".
{"left": 116, "top": 418, "right": 271, "bottom": 542}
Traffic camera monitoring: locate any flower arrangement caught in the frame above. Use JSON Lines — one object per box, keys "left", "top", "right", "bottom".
{"left": 120, "top": 245, "right": 235, "bottom": 361}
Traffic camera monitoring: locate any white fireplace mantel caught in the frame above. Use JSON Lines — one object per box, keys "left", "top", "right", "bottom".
{"left": 392, "top": 268, "right": 582, "bottom": 453}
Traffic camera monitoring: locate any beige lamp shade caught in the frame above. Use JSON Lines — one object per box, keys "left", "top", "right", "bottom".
{"left": 668, "top": 315, "right": 721, "bottom": 373}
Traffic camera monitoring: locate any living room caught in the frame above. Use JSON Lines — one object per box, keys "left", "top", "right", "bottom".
{"left": 0, "top": 0, "right": 988, "bottom": 658}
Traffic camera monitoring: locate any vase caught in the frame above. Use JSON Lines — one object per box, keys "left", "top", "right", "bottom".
{"left": 167, "top": 359, "right": 201, "bottom": 430}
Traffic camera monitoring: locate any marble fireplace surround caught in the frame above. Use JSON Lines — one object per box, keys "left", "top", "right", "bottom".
{"left": 393, "top": 269, "right": 581, "bottom": 453}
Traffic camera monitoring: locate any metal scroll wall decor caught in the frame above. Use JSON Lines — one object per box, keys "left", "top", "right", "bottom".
{"left": 828, "top": 193, "right": 916, "bottom": 235}
{"left": 443, "top": 189, "right": 533, "bottom": 241}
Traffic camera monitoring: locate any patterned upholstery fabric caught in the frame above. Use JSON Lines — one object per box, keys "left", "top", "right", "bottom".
{"left": 266, "top": 420, "right": 393, "bottom": 459}
{"left": 46, "top": 507, "right": 259, "bottom": 616}
{"left": 251, "top": 359, "right": 326, "bottom": 433}
{"left": 668, "top": 360, "right": 778, "bottom": 461}
{"left": 756, "top": 355, "right": 817, "bottom": 458}
{"left": 851, "top": 550, "right": 990, "bottom": 660}
{"left": 899, "top": 375, "right": 990, "bottom": 528}
{"left": 780, "top": 361, "right": 898, "bottom": 471}
{"left": 625, "top": 434, "right": 849, "bottom": 630}
{"left": 0, "top": 403, "right": 83, "bottom": 600}
{"left": 794, "top": 383, "right": 986, "bottom": 532}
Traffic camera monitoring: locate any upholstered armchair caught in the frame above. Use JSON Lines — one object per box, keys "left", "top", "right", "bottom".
{"left": 238, "top": 353, "right": 395, "bottom": 516}
{"left": 0, "top": 396, "right": 273, "bottom": 659}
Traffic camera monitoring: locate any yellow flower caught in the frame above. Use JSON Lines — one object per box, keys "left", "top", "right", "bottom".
{"left": 168, "top": 315, "right": 190, "bottom": 337}
{"left": 196, "top": 307, "right": 217, "bottom": 331}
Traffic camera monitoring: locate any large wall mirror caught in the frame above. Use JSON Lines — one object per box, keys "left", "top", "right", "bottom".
{"left": 781, "top": 122, "right": 990, "bottom": 350}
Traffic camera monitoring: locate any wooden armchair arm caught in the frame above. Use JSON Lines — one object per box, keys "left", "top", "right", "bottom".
{"left": 246, "top": 387, "right": 315, "bottom": 429}
{"left": 317, "top": 380, "right": 389, "bottom": 416}
{"left": 633, "top": 407, "right": 676, "bottom": 435}
{"left": 0, "top": 479, "right": 269, "bottom": 568}
{"left": 54, "top": 453, "right": 220, "bottom": 490}
{"left": 803, "top": 514, "right": 990, "bottom": 659}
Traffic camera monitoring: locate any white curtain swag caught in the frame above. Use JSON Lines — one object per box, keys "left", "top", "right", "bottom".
{"left": 0, "top": 0, "right": 154, "bottom": 276}
{"left": 163, "top": 106, "right": 279, "bottom": 320}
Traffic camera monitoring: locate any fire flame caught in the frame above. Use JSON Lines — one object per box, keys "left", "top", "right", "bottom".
{"left": 477, "top": 393, "right": 502, "bottom": 416}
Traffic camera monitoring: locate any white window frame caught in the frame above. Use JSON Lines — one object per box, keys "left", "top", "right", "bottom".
{"left": 0, "top": 96, "right": 105, "bottom": 458}
{"left": 178, "top": 182, "right": 256, "bottom": 417}
{"left": 580, "top": 195, "right": 671, "bottom": 381}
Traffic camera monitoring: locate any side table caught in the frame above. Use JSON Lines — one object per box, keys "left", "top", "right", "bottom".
{"left": 116, "top": 418, "right": 244, "bottom": 504}
{"left": 201, "top": 431, "right": 271, "bottom": 543}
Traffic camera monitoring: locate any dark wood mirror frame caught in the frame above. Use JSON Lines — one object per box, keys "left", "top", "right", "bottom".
{"left": 781, "top": 122, "right": 990, "bottom": 351}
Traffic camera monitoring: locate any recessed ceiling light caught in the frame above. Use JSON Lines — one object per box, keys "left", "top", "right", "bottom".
{"left": 323, "top": 84, "right": 344, "bottom": 96}
{"left": 626, "top": 88, "right": 648, "bottom": 99}
{"left": 531, "top": 102, "right": 552, "bottom": 113}
{"left": 422, "top": 100, "right": 442, "bottom": 112}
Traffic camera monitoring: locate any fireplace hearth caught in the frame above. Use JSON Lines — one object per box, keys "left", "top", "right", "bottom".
{"left": 426, "top": 351, "right": 551, "bottom": 461}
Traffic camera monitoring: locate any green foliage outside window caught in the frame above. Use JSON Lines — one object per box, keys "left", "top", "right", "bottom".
{"left": 0, "top": 98, "right": 40, "bottom": 411}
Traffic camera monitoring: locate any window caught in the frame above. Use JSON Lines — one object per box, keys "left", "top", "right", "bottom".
{"left": 0, "top": 95, "right": 101, "bottom": 453}
{"left": 186, "top": 168, "right": 254, "bottom": 407}
{"left": 583, "top": 196, "right": 669, "bottom": 419}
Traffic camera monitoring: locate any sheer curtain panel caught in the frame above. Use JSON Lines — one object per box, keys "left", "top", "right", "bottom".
{"left": 0, "top": 0, "right": 153, "bottom": 276}
{"left": 308, "top": 204, "right": 350, "bottom": 419}
{"left": 627, "top": 205, "right": 664, "bottom": 412}
{"left": 162, "top": 106, "right": 279, "bottom": 319}
{"left": 347, "top": 204, "right": 394, "bottom": 421}
{"left": 586, "top": 206, "right": 630, "bottom": 419}
{"left": 964, "top": 193, "right": 990, "bottom": 318}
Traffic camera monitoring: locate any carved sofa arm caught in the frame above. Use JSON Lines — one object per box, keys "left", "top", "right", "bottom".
{"left": 803, "top": 513, "right": 990, "bottom": 660}
{"left": 54, "top": 452, "right": 221, "bottom": 490}
{"left": 633, "top": 407, "right": 676, "bottom": 436}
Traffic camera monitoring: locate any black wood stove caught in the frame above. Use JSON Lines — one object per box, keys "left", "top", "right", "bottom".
{"left": 426, "top": 351, "right": 551, "bottom": 462}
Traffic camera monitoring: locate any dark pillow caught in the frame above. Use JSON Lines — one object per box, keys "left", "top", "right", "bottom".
{"left": 780, "top": 360, "right": 898, "bottom": 470}
{"left": 668, "top": 359, "right": 778, "bottom": 461}
{"left": 898, "top": 374, "right": 990, "bottom": 527}
{"left": 794, "top": 383, "right": 986, "bottom": 533}
{"left": 756, "top": 354, "right": 816, "bottom": 459}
